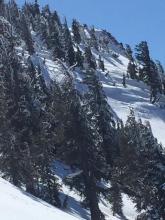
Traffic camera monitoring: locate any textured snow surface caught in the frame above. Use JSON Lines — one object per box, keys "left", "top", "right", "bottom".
{"left": 0, "top": 163, "right": 138, "bottom": 220}
{"left": 0, "top": 177, "right": 78, "bottom": 220}
{"left": 54, "top": 161, "right": 138, "bottom": 220}
{"left": 99, "top": 53, "right": 165, "bottom": 147}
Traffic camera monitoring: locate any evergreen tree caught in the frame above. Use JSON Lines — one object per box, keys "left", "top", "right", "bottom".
{"left": 149, "top": 60, "right": 162, "bottom": 103}
{"left": 72, "top": 19, "right": 81, "bottom": 44}
{"left": 7, "top": 0, "right": 20, "bottom": 26}
{"left": 75, "top": 46, "right": 83, "bottom": 68}
{"left": 62, "top": 18, "right": 75, "bottom": 66}
{"left": 115, "top": 110, "right": 165, "bottom": 219}
{"left": 0, "top": 0, "right": 5, "bottom": 17}
{"left": 84, "top": 46, "right": 97, "bottom": 70}
{"left": 27, "top": 60, "right": 61, "bottom": 206}
{"left": 52, "top": 10, "right": 62, "bottom": 30}
{"left": 90, "top": 26, "right": 98, "bottom": 50}
{"left": 127, "top": 61, "right": 137, "bottom": 79}
{"left": 83, "top": 69, "right": 116, "bottom": 166}
{"left": 109, "top": 182, "right": 123, "bottom": 217}
{"left": 41, "top": 4, "right": 51, "bottom": 18}
{"left": 98, "top": 55, "right": 105, "bottom": 72}
{"left": 135, "top": 41, "right": 151, "bottom": 83}
{"left": 156, "top": 60, "right": 165, "bottom": 94}
{"left": 20, "top": 13, "right": 35, "bottom": 55}
{"left": 125, "top": 44, "right": 133, "bottom": 61}
{"left": 0, "top": 26, "right": 36, "bottom": 189}
{"left": 59, "top": 79, "right": 106, "bottom": 220}
{"left": 34, "top": 102, "right": 61, "bottom": 207}
{"left": 33, "top": 0, "right": 40, "bottom": 16}
{"left": 46, "top": 11, "right": 64, "bottom": 59}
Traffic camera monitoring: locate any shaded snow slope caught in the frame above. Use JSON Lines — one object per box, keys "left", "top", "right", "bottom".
{"left": 0, "top": 177, "right": 78, "bottom": 220}
{"left": 0, "top": 163, "right": 138, "bottom": 220}
{"left": 54, "top": 161, "right": 138, "bottom": 220}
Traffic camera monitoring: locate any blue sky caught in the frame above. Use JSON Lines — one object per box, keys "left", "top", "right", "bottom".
{"left": 17, "top": 0, "right": 165, "bottom": 67}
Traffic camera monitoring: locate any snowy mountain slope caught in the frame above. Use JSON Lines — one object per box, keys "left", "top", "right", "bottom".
{"left": 0, "top": 163, "right": 137, "bottom": 220}
{"left": 16, "top": 32, "right": 69, "bottom": 87}
{"left": 1, "top": 5, "right": 165, "bottom": 219}
{"left": 53, "top": 161, "right": 138, "bottom": 220}
{"left": 0, "top": 177, "right": 78, "bottom": 220}
{"left": 4, "top": 153, "right": 134, "bottom": 220}
{"left": 10, "top": 26, "right": 165, "bottom": 220}
{"left": 77, "top": 26, "right": 165, "bottom": 147}
{"left": 72, "top": 43, "right": 165, "bottom": 146}
{"left": 98, "top": 53, "right": 165, "bottom": 146}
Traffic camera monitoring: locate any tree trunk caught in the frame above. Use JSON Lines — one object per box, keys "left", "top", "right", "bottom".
{"left": 83, "top": 171, "right": 104, "bottom": 220}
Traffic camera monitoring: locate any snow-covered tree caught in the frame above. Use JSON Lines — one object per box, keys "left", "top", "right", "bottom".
{"left": 62, "top": 18, "right": 75, "bottom": 66}
{"left": 72, "top": 19, "right": 81, "bottom": 44}
{"left": 84, "top": 46, "right": 97, "bottom": 70}
{"left": 135, "top": 41, "right": 151, "bottom": 83}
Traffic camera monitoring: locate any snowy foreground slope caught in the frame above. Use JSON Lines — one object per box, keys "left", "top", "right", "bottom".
{"left": 55, "top": 161, "right": 138, "bottom": 220}
{"left": 0, "top": 163, "right": 137, "bottom": 220}
{"left": 0, "top": 177, "right": 78, "bottom": 220}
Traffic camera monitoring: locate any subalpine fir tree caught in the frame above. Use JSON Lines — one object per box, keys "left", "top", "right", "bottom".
{"left": 83, "top": 69, "right": 116, "bottom": 166}
{"left": 75, "top": 46, "right": 83, "bottom": 68}
{"left": 156, "top": 60, "right": 165, "bottom": 94}
{"left": 41, "top": 4, "right": 51, "bottom": 18}
{"left": 0, "top": 29, "right": 37, "bottom": 190}
{"left": 72, "top": 19, "right": 81, "bottom": 44}
{"left": 0, "top": 21, "right": 25, "bottom": 186}
{"left": 52, "top": 10, "right": 62, "bottom": 30}
{"left": 20, "top": 13, "right": 35, "bottom": 55}
{"left": 109, "top": 182, "right": 123, "bottom": 217}
{"left": 27, "top": 0, "right": 41, "bottom": 32}
{"left": 67, "top": 102, "right": 105, "bottom": 220}
{"left": 33, "top": 0, "right": 40, "bottom": 16}
{"left": 135, "top": 41, "right": 151, "bottom": 83}
{"left": 62, "top": 18, "right": 75, "bottom": 66}
{"left": 127, "top": 61, "right": 137, "bottom": 79}
{"left": 149, "top": 60, "right": 162, "bottom": 102}
{"left": 156, "top": 60, "right": 164, "bottom": 76}
{"left": 7, "top": 0, "right": 20, "bottom": 25}
{"left": 98, "top": 55, "right": 105, "bottom": 72}
{"left": 34, "top": 104, "right": 61, "bottom": 207}
{"left": 0, "top": 57, "right": 17, "bottom": 186}
{"left": 27, "top": 61, "right": 61, "bottom": 206}
{"left": 84, "top": 46, "right": 97, "bottom": 70}
{"left": 90, "top": 26, "right": 98, "bottom": 50}
{"left": 46, "top": 11, "right": 64, "bottom": 59}
{"left": 59, "top": 79, "right": 106, "bottom": 220}
{"left": 115, "top": 110, "right": 165, "bottom": 219}
{"left": 0, "top": 0, "right": 5, "bottom": 17}
{"left": 125, "top": 44, "right": 133, "bottom": 62}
